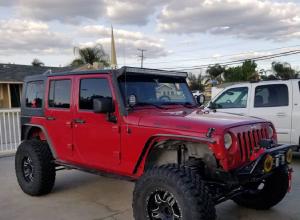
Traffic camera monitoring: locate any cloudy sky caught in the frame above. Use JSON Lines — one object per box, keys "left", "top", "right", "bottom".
{"left": 0, "top": 0, "right": 300, "bottom": 71}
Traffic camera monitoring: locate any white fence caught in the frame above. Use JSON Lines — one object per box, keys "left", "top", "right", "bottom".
{"left": 0, "top": 109, "right": 21, "bottom": 155}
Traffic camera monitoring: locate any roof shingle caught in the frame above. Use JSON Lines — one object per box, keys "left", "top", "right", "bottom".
{"left": 0, "top": 63, "right": 73, "bottom": 82}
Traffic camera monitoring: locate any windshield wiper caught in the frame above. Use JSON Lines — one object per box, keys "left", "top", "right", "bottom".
{"left": 137, "top": 102, "right": 167, "bottom": 109}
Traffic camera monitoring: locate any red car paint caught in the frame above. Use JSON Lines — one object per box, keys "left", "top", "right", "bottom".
{"left": 27, "top": 72, "right": 276, "bottom": 179}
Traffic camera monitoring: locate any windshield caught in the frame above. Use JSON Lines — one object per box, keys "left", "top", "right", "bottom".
{"left": 118, "top": 75, "right": 195, "bottom": 107}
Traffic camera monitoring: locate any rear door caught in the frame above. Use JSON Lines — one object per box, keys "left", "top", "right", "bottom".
{"left": 211, "top": 85, "right": 250, "bottom": 115}
{"left": 44, "top": 76, "right": 74, "bottom": 161}
{"left": 291, "top": 80, "right": 300, "bottom": 145}
{"left": 249, "top": 82, "right": 292, "bottom": 144}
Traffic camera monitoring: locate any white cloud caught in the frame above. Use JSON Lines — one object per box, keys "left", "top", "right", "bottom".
{"left": 0, "top": 19, "right": 72, "bottom": 55}
{"left": 78, "top": 25, "right": 168, "bottom": 58}
{"left": 104, "top": 0, "right": 164, "bottom": 25}
{"left": 5, "top": 0, "right": 163, "bottom": 25}
{"left": 17, "top": 0, "right": 106, "bottom": 24}
{"left": 158, "top": 0, "right": 300, "bottom": 40}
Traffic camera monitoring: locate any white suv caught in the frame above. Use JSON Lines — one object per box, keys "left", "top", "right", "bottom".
{"left": 209, "top": 79, "right": 300, "bottom": 148}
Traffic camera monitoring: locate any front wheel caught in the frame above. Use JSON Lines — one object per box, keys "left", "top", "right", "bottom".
{"left": 133, "top": 164, "right": 216, "bottom": 220}
{"left": 233, "top": 166, "right": 289, "bottom": 210}
{"left": 15, "top": 140, "right": 56, "bottom": 196}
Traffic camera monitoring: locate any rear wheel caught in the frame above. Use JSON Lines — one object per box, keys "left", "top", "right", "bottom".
{"left": 15, "top": 140, "right": 56, "bottom": 196}
{"left": 133, "top": 164, "right": 216, "bottom": 220}
{"left": 233, "top": 166, "right": 289, "bottom": 210}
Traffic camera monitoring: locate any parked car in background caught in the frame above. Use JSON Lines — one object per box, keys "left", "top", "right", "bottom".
{"left": 208, "top": 79, "right": 300, "bottom": 149}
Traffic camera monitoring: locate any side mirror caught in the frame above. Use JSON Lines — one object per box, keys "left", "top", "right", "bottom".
{"left": 93, "top": 98, "right": 115, "bottom": 113}
{"left": 209, "top": 101, "right": 217, "bottom": 109}
{"left": 196, "top": 94, "right": 205, "bottom": 106}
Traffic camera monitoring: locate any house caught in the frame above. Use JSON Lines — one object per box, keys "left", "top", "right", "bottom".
{"left": 156, "top": 84, "right": 184, "bottom": 100}
{"left": 0, "top": 64, "right": 72, "bottom": 109}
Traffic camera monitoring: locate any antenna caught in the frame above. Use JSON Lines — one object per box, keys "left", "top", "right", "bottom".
{"left": 138, "top": 49, "right": 146, "bottom": 68}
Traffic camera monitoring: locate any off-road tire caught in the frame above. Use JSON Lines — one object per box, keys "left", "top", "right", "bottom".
{"left": 15, "top": 140, "right": 56, "bottom": 196}
{"left": 233, "top": 166, "right": 289, "bottom": 210}
{"left": 133, "top": 164, "right": 216, "bottom": 220}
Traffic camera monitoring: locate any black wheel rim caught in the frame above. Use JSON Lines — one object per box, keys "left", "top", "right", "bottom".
{"left": 22, "top": 156, "right": 34, "bottom": 182}
{"left": 147, "top": 189, "right": 182, "bottom": 220}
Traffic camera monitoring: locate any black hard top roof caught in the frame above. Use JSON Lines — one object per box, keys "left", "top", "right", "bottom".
{"left": 24, "top": 66, "right": 188, "bottom": 82}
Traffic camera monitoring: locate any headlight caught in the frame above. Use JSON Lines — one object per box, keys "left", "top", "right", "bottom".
{"left": 224, "top": 133, "right": 233, "bottom": 149}
{"left": 263, "top": 154, "right": 274, "bottom": 173}
{"left": 267, "top": 125, "right": 274, "bottom": 138}
{"left": 286, "top": 149, "right": 293, "bottom": 164}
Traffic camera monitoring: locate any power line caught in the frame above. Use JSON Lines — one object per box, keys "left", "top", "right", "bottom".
{"left": 138, "top": 49, "right": 146, "bottom": 68}
{"left": 144, "top": 44, "right": 300, "bottom": 65}
{"left": 161, "top": 49, "right": 300, "bottom": 71}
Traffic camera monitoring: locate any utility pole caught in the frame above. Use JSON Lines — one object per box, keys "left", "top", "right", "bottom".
{"left": 138, "top": 49, "right": 146, "bottom": 68}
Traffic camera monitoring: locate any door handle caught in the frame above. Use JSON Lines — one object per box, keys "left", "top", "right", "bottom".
{"left": 73, "top": 119, "right": 85, "bottom": 124}
{"left": 46, "top": 116, "right": 56, "bottom": 121}
{"left": 276, "top": 113, "right": 286, "bottom": 117}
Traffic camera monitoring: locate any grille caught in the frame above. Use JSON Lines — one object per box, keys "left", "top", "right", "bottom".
{"left": 237, "top": 128, "right": 268, "bottom": 161}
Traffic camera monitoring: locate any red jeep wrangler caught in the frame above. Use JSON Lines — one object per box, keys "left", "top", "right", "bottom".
{"left": 16, "top": 67, "right": 293, "bottom": 220}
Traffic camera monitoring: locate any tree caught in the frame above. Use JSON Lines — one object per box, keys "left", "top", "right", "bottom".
{"left": 223, "top": 60, "right": 257, "bottom": 82}
{"left": 271, "top": 61, "right": 297, "bottom": 79}
{"left": 187, "top": 73, "right": 205, "bottom": 91}
{"left": 206, "top": 64, "right": 225, "bottom": 84}
{"left": 32, "top": 58, "right": 44, "bottom": 67}
{"left": 71, "top": 44, "right": 110, "bottom": 67}
{"left": 259, "top": 69, "right": 277, "bottom": 80}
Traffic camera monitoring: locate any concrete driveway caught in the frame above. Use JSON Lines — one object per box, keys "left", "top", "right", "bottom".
{"left": 0, "top": 155, "right": 300, "bottom": 220}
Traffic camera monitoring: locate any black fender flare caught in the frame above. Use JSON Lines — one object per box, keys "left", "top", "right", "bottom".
{"left": 22, "top": 124, "right": 57, "bottom": 158}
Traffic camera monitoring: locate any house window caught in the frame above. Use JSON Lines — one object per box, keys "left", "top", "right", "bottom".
{"left": 10, "top": 84, "right": 21, "bottom": 108}
{"left": 48, "top": 79, "right": 71, "bottom": 109}
{"left": 0, "top": 84, "right": 3, "bottom": 100}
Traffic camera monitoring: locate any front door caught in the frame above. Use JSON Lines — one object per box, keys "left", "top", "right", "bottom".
{"left": 211, "top": 86, "right": 250, "bottom": 116}
{"left": 72, "top": 75, "right": 120, "bottom": 169}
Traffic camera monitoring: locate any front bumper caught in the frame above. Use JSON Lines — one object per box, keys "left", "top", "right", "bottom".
{"left": 236, "top": 144, "right": 295, "bottom": 181}
{"left": 213, "top": 144, "right": 294, "bottom": 204}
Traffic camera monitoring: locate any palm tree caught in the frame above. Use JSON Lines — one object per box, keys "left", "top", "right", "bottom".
{"left": 32, "top": 58, "right": 44, "bottom": 67}
{"left": 271, "top": 61, "right": 297, "bottom": 79}
{"left": 206, "top": 64, "right": 225, "bottom": 85}
{"left": 188, "top": 73, "right": 205, "bottom": 91}
{"left": 71, "top": 44, "right": 110, "bottom": 68}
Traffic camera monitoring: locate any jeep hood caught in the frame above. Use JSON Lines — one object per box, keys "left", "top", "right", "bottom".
{"left": 127, "top": 109, "right": 266, "bottom": 135}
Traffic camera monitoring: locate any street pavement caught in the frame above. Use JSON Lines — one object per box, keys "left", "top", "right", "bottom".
{"left": 0, "top": 154, "right": 300, "bottom": 220}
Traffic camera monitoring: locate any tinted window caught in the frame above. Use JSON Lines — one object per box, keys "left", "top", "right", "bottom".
{"left": 254, "top": 84, "right": 288, "bottom": 107}
{"left": 25, "top": 81, "right": 44, "bottom": 108}
{"left": 214, "top": 87, "right": 248, "bottom": 109}
{"left": 79, "top": 78, "right": 112, "bottom": 110}
{"left": 118, "top": 75, "right": 194, "bottom": 105}
{"left": 48, "top": 80, "right": 71, "bottom": 108}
